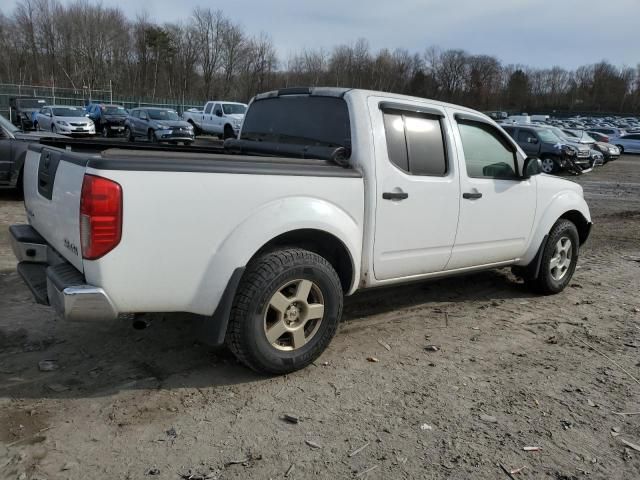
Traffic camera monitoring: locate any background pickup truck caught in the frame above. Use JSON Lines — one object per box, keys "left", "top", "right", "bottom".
{"left": 182, "top": 101, "right": 247, "bottom": 138}
{"left": 10, "top": 87, "right": 592, "bottom": 374}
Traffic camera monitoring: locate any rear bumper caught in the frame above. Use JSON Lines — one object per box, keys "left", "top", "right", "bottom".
{"left": 10, "top": 224, "right": 118, "bottom": 321}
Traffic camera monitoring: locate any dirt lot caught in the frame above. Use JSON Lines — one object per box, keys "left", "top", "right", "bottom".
{"left": 1, "top": 157, "right": 639, "bottom": 480}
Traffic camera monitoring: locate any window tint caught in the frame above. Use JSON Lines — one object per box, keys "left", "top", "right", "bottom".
{"left": 458, "top": 121, "right": 518, "bottom": 179}
{"left": 382, "top": 111, "right": 447, "bottom": 176}
{"left": 517, "top": 130, "right": 535, "bottom": 142}
{"left": 502, "top": 126, "right": 515, "bottom": 136}
{"left": 204, "top": 103, "right": 213, "bottom": 114}
{"left": 241, "top": 96, "right": 351, "bottom": 150}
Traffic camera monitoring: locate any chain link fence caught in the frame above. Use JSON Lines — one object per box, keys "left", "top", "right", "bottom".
{"left": 0, "top": 83, "right": 204, "bottom": 120}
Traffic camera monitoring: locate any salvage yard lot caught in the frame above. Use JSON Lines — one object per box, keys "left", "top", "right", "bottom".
{"left": 1, "top": 158, "right": 640, "bottom": 479}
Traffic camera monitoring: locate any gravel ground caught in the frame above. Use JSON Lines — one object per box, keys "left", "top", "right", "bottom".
{"left": 1, "top": 157, "right": 639, "bottom": 480}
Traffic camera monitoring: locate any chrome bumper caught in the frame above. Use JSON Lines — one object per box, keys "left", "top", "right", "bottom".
{"left": 10, "top": 224, "right": 119, "bottom": 321}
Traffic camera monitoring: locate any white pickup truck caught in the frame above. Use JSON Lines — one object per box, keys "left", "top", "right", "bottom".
{"left": 10, "top": 87, "right": 592, "bottom": 374}
{"left": 182, "top": 101, "right": 247, "bottom": 139}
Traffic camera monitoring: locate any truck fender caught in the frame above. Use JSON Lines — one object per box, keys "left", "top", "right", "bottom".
{"left": 194, "top": 196, "right": 362, "bottom": 324}
{"left": 518, "top": 190, "right": 591, "bottom": 266}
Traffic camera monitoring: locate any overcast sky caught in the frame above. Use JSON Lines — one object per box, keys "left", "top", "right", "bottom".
{"left": 6, "top": 0, "right": 639, "bottom": 69}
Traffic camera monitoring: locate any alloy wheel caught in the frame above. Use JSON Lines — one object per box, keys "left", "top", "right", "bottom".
{"left": 549, "top": 236, "right": 572, "bottom": 281}
{"left": 263, "top": 279, "right": 325, "bottom": 351}
{"left": 541, "top": 158, "right": 555, "bottom": 173}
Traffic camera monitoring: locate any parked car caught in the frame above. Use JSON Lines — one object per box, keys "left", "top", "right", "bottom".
{"left": 612, "top": 133, "right": 640, "bottom": 154}
{"left": 10, "top": 87, "right": 592, "bottom": 374}
{"left": 562, "top": 129, "right": 620, "bottom": 162}
{"left": 0, "top": 114, "right": 65, "bottom": 192}
{"left": 86, "top": 103, "right": 128, "bottom": 137}
{"left": 9, "top": 97, "right": 48, "bottom": 130}
{"left": 125, "top": 107, "right": 194, "bottom": 145}
{"left": 590, "top": 127, "right": 627, "bottom": 139}
{"left": 502, "top": 125, "right": 590, "bottom": 174}
{"left": 34, "top": 105, "right": 95, "bottom": 135}
{"left": 183, "top": 101, "right": 247, "bottom": 139}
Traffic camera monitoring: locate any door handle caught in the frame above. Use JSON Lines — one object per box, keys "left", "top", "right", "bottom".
{"left": 382, "top": 191, "right": 409, "bottom": 200}
{"left": 462, "top": 192, "right": 482, "bottom": 200}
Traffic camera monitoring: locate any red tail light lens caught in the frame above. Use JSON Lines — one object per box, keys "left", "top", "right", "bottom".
{"left": 80, "top": 174, "right": 122, "bottom": 260}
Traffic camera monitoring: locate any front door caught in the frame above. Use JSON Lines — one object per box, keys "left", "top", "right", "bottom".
{"left": 371, "top": 97, "right": 460, "bottom": 280}
{"left": 517, "top": 128, "right": 541, "bottom": 157}
{"left": 448, "top": 113, "right": 536, "bottom": 270}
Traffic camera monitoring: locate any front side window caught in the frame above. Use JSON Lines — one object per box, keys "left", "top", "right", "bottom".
{"left": 382, "top": 111, "right": 447, "bottom": 176}
{"left": 458, "top": 120, "right": 518, "bottom": 179}
{"left": 517, "top": 130, "right": 536, "bottom": 143}
{"left": 214, "top": 104, "right": 223, "bottom": 116}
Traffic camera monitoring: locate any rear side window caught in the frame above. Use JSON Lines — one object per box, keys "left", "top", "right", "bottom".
{"left": 382, "top": 111, "right": 447, "bottom": 176}
{"left": 241, "top": 96, "right": 351, "bottom": 150}
{"left": 204, "top": 103, "right": 213, "bottom": 114}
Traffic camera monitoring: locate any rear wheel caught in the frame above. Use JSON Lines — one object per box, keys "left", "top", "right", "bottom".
{"left": 527, "top": 219, "right": 579, "bottom": 295}
{"left": 226, "top": 248, "right": 343, "bottom": 374}
{"left": 223, "top": 124, "right": 235, "bottom": 140}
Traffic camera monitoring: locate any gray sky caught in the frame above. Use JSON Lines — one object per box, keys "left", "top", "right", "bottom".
{"left": 7, "top": 0, "right": 639, "bottom": 68}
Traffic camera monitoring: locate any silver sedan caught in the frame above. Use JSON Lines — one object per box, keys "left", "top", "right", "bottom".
{"left": 35, "top": 106, "right": 95, "bottom": 135}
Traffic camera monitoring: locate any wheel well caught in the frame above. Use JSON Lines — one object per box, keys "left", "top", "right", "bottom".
{"left": 254, "top": 229, "right": 354, "bottom": 292}
{"left": 560, "top": 210, "right": 590, "bottom": 245}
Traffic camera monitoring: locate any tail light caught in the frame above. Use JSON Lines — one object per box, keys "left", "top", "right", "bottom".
{"left": 80, "top": 174, "right": 122, "bottom": 260}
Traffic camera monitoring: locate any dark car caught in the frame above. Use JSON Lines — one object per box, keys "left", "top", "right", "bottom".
{"left": 502, "top": 124, "right": 591, "bottom": 174}
{"left": 9, "top": 97, "right": 48, "bottom": 130}
{"left": 125, "top": 107, "right": 194, "bottom": 145}
{"left": 86, "top": 103, "right": 129, "bottom": 137}
{"left": 562, "top": 129, "right": 620, "bottom": 162}
{"left": 0, "top": 114, "right": 65, "bottom": 192}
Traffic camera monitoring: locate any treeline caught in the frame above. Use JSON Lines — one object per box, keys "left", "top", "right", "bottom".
{"left": 1, "top": 0, "right": 639, "bottom": 113}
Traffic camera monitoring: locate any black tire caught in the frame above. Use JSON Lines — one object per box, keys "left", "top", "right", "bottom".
{"left": 51, "top": 124, "right": 56, "bottom": 134}
{"left": 125, "top": 127, "right": 134, "bottom": 142}
{"left": 223, "top": 124, "right": 235, "bottom": 140}
{"left": 188, "top": 120, "right": 201, "bottom": 136}
{"left": 616, "top": 145, "right": 624, "bottom": 154}
{"left": 102, "top": 125, "right": 109, "bottom": 138}
{"left": 16, "top": 167, "right": 24, "bottom": 197}
{"left": 226, "top": 248, "right": 343, "bottom": 374}
{"left": 148, "top": 129, "right": 157, "bottom": 143}
{"left": 527, "top": 219, "right": 579, "bottom": 295}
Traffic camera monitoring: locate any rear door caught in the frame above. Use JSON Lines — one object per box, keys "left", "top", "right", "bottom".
{"left": 370, "top": 97, "right": 460, "bottom": 280}
{"left": 448, "top": 112, "right": 536, "bottom": 269}
{"left": 202, "top": 102, "right": 213, "bottom": 132}
{"left": 0, "top": 128, "right": 11, "bottom": 182}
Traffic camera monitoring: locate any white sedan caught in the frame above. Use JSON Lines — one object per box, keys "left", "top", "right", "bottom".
{"left": 35, "top": 106, "right": 95, "bottom": 135}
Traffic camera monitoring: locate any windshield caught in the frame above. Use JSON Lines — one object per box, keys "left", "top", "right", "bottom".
{"left": 222, "top": 104, "right": 247, "bottom": 115}
{"left": 104, "top": 106, "right": 127, "bottom": 115}
{"left": 537, "top": 129, "right": 563, "bottom": 143}
{"left": 569, "top": 131, "right": 596, "bottom": 142}
{"left": 549, "top": 126, "right": 572, "bottom": 141}
{"left": 0, "top": 114, "right": 19, "bottom": 133}
{"left": 52, "top": 107, "right": 84, "bottom": 117}
{"left": 241, "top": 96, "right": 351, "bottom": 150}
{"left": 148, "top": 109, "right": 180, "bottom": 121}
{"left": 18, "top": 99, "right": 47, "bottom": 109}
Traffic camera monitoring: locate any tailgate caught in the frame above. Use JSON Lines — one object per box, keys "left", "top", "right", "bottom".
{"left": 23, "top": 145, "right": 87, "bottom": 271}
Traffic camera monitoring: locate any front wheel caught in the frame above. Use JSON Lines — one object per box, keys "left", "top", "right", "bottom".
{"left": 125, "top": 127, "right": 134, "bottom": 142}
{"left": 102, "top": 125, "right": 109, "bottom": 138}
{"left": 540, "top": 156, "right": 558, "bottom": 174}
{"left": 616, "top": 145, "right": 624, "bottom": 154}
{"left": 527, "top": 219, "right": 579, "bottom": 295}
{"left": 226, "top": 248, "right": 343, "bottom": 374}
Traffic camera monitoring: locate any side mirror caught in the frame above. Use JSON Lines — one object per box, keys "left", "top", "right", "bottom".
{"left": 522, "top": 157, "right": 543, "bottom": 178}
{"left": 527, "top": 137, "right": 538, "bottom": 144}
{"left": 47, "top": 112, "right": 52, "bottom": 117}
{"left": 216, "top": 110, "right": 223, "bottom": 117}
